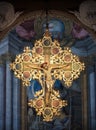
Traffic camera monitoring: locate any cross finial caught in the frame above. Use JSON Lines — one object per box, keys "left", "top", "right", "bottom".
{"left": 44, "top": 29, "right": 51, "bottom": 37}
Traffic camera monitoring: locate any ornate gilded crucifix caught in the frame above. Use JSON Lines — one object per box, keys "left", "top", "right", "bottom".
{"left": 10, "top": 29, "right": 85, "bottom": 121}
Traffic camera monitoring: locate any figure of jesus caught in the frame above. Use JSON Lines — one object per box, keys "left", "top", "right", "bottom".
{"left": 25, "top": 62, "right": 69, "bottom": 87}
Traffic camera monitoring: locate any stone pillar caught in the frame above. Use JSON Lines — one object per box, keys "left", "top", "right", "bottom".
{"left": 5, "top": 59, "right": 13, "bottom": 130}
{"left": 0, "top": 60, "right": 5, "bottom": 130}
{"left": 88, "top": 66, "right": 96, "bottom": 130}
{"left": 12, "top": 75, "right": 20, "bottom": 130}
{"left": 20, "top": 84, "right": 27, "bottom": 130}
{"left": 81, "top": 71, "right": 88, "bottom": 130}
{"left": 0, "top": 34, "right": 26, "bottom": 130}
{"left": 4, "top": 53, "right": 21, "bottom": 130}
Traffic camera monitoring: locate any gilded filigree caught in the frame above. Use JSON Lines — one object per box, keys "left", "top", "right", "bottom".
{"left": 10, "top": 29, "right": 85, "bottom": 121}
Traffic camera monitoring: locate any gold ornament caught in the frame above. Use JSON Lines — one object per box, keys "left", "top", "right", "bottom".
{"left": 28, "top": 89, "right": 67, "bottom": 121}
{"left": 10, "top": 29, "right": 85, "bottom": 121}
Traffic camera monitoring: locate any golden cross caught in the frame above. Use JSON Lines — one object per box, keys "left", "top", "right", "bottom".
{"left": 10, "top": 29, "right": 85, "bottom": 121}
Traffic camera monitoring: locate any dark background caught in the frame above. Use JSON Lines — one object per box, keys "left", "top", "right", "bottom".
{"left": 0, "top": 0, "right": 89, "bottom": 11}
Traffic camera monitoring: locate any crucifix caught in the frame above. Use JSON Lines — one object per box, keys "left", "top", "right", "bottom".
{"left": 10, "top": 29, "right": 85, "bottom": 121}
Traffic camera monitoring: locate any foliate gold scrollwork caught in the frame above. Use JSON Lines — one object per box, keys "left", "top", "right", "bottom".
{"left": 10, "top": 29, "right": 85, "bottom": 121}
{"left": 28, "top": 90, "right": 67, "bottom": 122}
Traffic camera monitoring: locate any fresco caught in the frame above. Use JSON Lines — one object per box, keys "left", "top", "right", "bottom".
{"left": 15, "top": 17, "right": 96, "bottom": 57}
{"left": 6, "top": 16, "right": 96, "bottom": 130}
{"left": 71, "top": 22, "right": 89, "bottom": 39}
{"left": 14, "top": 17, "right": 96, "bottom": 103}
{"left": 16, "top": 19, "right": 36, "bottom": 40}
{"left": 42, "top": 19, "right": 65, "bottom": 41}
{"left": 27, "top": 80, "right": 42, "bottom": 100}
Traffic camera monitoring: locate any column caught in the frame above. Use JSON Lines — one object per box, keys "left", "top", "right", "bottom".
{"left": 88, "top": 66, "right": 96, "bottom": 129}
{"left": 0, "top": 61, "right": 5, "bottom": 130}
{"left": 20, "top": 83, "right": 27, "bottom": 130}
{"left": 12, "top": 75, "right": 20, "bottom": 130}
{"left": 0, "top": 34, "right": 25, "bottom": 130}
{"left": 5, "top": 60, "right": 12, "bottom": 130}
{"left": 81, "top": 71, "right": 88, "bottom": 130}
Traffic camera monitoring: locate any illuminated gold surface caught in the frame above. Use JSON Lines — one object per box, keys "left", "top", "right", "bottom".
{"left": 10, "top": 29, "right": 85, "bottom": 121}
{"left": 10, "top": 29, "right": 85, "bottom": 87}
{"left": 28, "top": 89, "right": 67, "bottom": 121}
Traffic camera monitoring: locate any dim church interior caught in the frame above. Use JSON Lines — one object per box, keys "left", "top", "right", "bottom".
{"left": 0, "top": 0, "right": 96, "bottom": 130}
